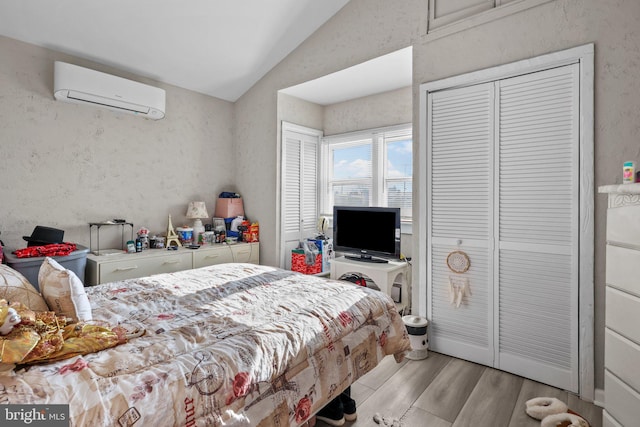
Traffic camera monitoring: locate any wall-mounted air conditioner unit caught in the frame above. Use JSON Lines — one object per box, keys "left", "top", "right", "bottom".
{"left": 53, "top": 61, "right": 166, "bottom": 120}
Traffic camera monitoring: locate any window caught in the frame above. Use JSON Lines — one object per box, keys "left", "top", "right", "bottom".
{"left": 321, "top": 124, "right": 412, "bottom": 225}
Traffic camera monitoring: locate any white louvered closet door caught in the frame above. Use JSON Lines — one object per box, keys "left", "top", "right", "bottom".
{"left": 282, "top": 127, "right": 319, "bottom": 270}
{"left": 428, "top": 83, "right": 495, "bottom": 366}
{"left": 427, "top": 64, "right": 580, "bottom": 392}
{"left": 496, "top": 64, "right": 579, "bottom": 392}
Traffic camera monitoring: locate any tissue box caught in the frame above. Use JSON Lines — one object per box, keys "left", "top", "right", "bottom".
{"left": 214, "top": 197, "right": 244, "bottom": 218}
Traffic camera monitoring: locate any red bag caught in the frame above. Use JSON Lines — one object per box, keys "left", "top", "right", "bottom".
{"left": 291, "top": 250, "right": 321, "bottom": 275}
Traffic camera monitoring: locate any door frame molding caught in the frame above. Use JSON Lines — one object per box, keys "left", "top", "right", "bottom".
{"left": 418, "top": 43, "right": 594, "bottom": 399}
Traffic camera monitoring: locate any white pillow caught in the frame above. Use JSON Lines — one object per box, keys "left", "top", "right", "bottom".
{"left": 38, "top": 257, "right": 92, "bottom": 323}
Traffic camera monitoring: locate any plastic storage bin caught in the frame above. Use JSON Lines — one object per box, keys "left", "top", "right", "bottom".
{"left": 4, "top": 245, "right": 89, "bottom": 291}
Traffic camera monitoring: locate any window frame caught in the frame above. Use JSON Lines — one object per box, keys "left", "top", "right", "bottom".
{"left": 320, "top": 123, "right": 413, "bottom": 233}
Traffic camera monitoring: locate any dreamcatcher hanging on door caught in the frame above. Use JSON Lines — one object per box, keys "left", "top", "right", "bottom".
{"left": 446, "top": 248, "right": 471, "bottom": 308}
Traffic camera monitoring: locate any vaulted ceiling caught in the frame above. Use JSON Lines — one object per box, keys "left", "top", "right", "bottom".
{"left": 0, "top": 0, "right": 350, "bottom": 101}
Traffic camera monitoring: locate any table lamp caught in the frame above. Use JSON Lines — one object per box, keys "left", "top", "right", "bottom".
{"left": 186, "top": 201, "right": 209, "bottom": 245}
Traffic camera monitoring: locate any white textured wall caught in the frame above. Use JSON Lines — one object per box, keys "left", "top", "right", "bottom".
{"left": 323, "top": 86, "right": 412, "bottom": 136}
{"left": 277, "top": 92, "right": 324, "bottom": 131}
{"left": 0, "top": 36, "right": 235, "bottom": 251}
{"left": 236, "top": 0, "right": 640, "bottom": 391}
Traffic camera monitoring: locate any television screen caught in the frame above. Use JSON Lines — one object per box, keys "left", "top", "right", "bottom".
{"left": 332, "top": 206, "right": 400, "bottom": 263}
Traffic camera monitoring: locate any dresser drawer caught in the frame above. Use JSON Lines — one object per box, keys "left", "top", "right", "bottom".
{"left": 606, "top": 245, "right": 640, "bottom": 297}
{"left": 605, "top": 370, "right": 640, "bottom": 427}
{"left": 606, "top": 287, "right": 640, "bottom": 345}
{"left": 193, "top": 247, "right": 235, "bottom": 268}
{"left": 607, "top": 203, "right": 640, "bottom": 246}
{"left": 86, "top": 244, "right": 260, "bottom": 285}
{"left": 99, "top": 252, "right": 192, "bottom": 283}
{"left": 605, "top": 328, "right": 640, "bottom": 392}
{"left": 231, "top": 243, "right": 259, "bottom": 264}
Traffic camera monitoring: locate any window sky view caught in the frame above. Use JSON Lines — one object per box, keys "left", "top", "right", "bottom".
{"left": 332, "top": 139, "right": 412, "bottom": 180}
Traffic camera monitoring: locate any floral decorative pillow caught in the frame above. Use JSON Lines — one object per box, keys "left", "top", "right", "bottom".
{"left": 38, "top": 257, "right": 92, "bottom": 323}
{"left": 0, "top": 264, "right": 49, "bottom": 311}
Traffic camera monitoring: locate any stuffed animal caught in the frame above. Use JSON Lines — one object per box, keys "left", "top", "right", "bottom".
{"left": 0, "top": 298, "right": 139, "bottom": 366}
{"left": 0, "top": 306, "right": 21, "bottom": 335}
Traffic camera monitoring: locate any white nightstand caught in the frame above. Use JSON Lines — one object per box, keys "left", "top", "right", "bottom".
{"left": 330, "top": 256, "right": 410, "bottom": 311}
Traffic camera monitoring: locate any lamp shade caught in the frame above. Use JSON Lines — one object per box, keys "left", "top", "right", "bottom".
{"left": 186, "top": 201, "right": 209, "bottom": 219}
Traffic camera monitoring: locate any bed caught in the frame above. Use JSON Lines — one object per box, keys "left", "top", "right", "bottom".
{"left": 0, "top": 263, "right": 410, "bottom": 426}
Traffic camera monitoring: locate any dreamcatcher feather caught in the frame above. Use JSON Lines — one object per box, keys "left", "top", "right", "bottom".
{"left": 446, "top": 250, "right": 471, "bottom": 308}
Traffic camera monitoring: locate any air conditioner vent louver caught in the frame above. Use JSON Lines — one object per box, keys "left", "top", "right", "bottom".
{"left": 53, "top": 62, "right": 165, "bottom": 120}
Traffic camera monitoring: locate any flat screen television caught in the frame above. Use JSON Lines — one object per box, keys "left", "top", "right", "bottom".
{"left": 332, "top": 206, "right": 401, "bottom": 263}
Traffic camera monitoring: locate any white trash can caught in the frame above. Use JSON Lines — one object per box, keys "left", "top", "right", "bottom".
{"left": 402, "top": 315, "right": 429, "bottom": 360}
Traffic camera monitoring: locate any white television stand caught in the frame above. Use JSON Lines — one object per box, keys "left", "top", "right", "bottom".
{"left": 330, "top": 256, "right": 410, "bottom": 312}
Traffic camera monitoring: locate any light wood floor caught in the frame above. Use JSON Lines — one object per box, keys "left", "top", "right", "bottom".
{"left": 316, "top": 352, "right": 602, "bottom": 427}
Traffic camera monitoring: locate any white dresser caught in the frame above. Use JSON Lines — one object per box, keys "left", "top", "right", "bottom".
{"left": 85, "top": 242, "right": 259, "bottom": 285}
{"left": 599, "top": 183, "right": 640, "bottom": 427}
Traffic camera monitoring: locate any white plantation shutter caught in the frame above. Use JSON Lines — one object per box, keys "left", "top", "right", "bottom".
{"left": 431, "top": 245, "right": 492, "bottom": 364}
{"left": 284, "top": 135, "right": 301, "bottom": 238}
{"left": 301, "top": 139, "right": 318, "bottom": 237}
{"left": 431, "top": 84, "right": 493, "bottom": 241}
{"left": 428, "top": 83, "right": 494, "bottom": 364}
{"left": 281, "top": 124, "right": 321, "bottom": 269}
{"left": 426, "top": 64, "right": 580, "bottom": 392}
{"left": 496, "top": 65, "right": 579, "bottom": 391}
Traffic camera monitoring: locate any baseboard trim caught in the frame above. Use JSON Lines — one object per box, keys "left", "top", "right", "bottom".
{"left": 593, "top": 388, "right": 605, "bottom": 408}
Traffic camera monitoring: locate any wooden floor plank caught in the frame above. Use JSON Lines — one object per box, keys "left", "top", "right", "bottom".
{"left": 356, "top": 354, "right": 408, "bottom": 390}
{"left": 452, "top": 367, "right": 524, "bottom": 427}
{"left": 348, "top": 352, "right": 451, "bottom": 424}
{"left": 413, "top": 358, "right": 486, "bottom": 422}
{"left": 568, "top": 393, "right": 603, "bottom": 427}
{"left": 508, "top": 379, "right": 568, "bottom": 427}
{"left": 401, "top": 406, "right": 452, "bottom": 427}
{"left": 350, "top": 381, "right": 375, "bottom": 408}
{"left": 316, "top": 351, "right": 603, "bottom": 427}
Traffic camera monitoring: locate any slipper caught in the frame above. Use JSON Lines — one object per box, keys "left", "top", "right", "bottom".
{"left": 525, "top": 397, "right": 568, "bottom": 420}
{"left": 541, "top": 412, "right": 589, "bottom": 427}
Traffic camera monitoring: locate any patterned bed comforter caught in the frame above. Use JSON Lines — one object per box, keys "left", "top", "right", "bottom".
{"left": 0, "top": 263, "right": 410, "bottom": 426}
